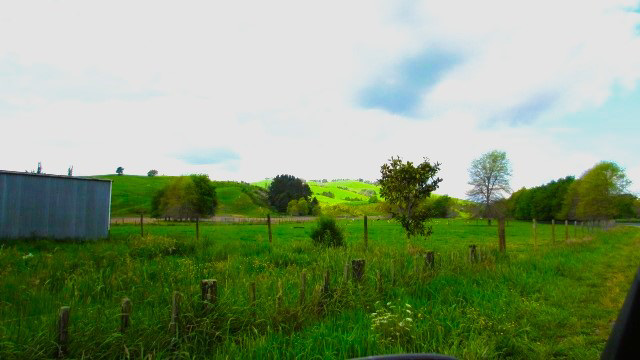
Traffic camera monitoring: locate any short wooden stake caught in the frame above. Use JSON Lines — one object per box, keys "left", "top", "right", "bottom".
{"left": 140, "top": 214, "right": 144, "bottom": 237}
{"left": 498, "top": 218, "right": 506, "bottom": 252}
{"left": 169, "top": 292, "right": 180, "bottom": 335}
{"left": 196, "top": 217, "right": 200, "bottom": 241}
{"left": 120, "top": 298, "right": 132, "bottom": 333}
{"left": 276, "top": 280, "right": 283, "bottom": 310}
{"left": 564, "top": 220, "right": 569, "bottom": 242}
{"left": 376, "top": 270, "right": 382, "bottom": 293}
{"left": 363, "top": 215, "right": 368, "bottom": 250}
{"left": 57, "top": 306, "right": 70, "bottom": 358}
{"left": 425, "top": 251, "right": 435, "bottom": 269}
{"left": 574, "top": 220, "right": 577, "bottom": 239}
{"left": 267, "top": 214, "right": 273, "bottom": 243}
{"left": 201, "top": 279, "right": 217, "bottom": 310}
{"left": 343, "top": 262, "right": 350, "bottom": 282}
{"left": 390, "top": 263, "right": 395, "bottom": 285}
{"left": 299, "top": 271, "right": 307, "bottom": 305}
{"left": 551, "top": 219, "right": 556, "bottom": 242}
{"left": 469, "top": 245, "right": 478, "bottom": 263}
{"left": 351, "top": 259, "right": 365, "bottom": 282}
{"left": 249, "top": 282, "right": 256, "bottom": 310}
{"left": 533, "top": 219, "right": 537, "bottom": 247}
{"left": 322, "top": 270, "right": 330, "bottom": 297}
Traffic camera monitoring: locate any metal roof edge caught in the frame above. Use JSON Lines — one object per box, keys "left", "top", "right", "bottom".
{"left": 0, "top": 170, "right": 112, "bottom": 183}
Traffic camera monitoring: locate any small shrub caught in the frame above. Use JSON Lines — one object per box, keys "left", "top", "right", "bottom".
{"left": 321, "top": 191, "right": 335, "bottom": 198}
{"left": 310, "top": 216, "right": 345, "bottom": 247}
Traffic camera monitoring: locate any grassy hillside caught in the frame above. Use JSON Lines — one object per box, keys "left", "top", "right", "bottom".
{"left": 253, "top": 179, "right": 381, "bottom": 206}
{"left": 254, "top": 179, "right": 470, "bottom": 217}
{"left": 95, "top": 175, "right": 272, "bottom": 217}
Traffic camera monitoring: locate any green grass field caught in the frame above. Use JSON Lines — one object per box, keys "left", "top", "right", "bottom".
{"left": 1, "top": 220, "right": 638, "bottom": 359}
{"left": 96, "top": 175, "right": 272, "bottom": 217}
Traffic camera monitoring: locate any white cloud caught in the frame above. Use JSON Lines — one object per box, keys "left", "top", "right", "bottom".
{"left": 1, "top": 0, "right": 639, "bottom": 199}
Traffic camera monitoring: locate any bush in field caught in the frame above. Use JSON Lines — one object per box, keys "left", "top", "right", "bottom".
{"left": 321, "top": 191, "right": 335, "bottom": 198}
{"left": 310, "top": 216, "right": 345, "bottom": 247}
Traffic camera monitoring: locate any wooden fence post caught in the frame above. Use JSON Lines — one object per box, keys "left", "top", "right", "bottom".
{"left": 551, "top": 219, "right": 556, "bottom": 243}
{"left": 322, "top": 270, "right": 330, "bottom": 298}
{"left": 390, "top": 262, "right": 395, "bottom": 286}
{"left": 376, "top": 270, "right": 382, "bottom": 293}
{"left": 469, "top": 245, "right": 478, "bottom": 263}
{"left": 564, "top": 220, "right": 569, "bottom": 242}
{"left": 533, "top": 219, "right": 537, "bottom": 247}
{"left": 574, "top": 220, "right": 577, "bottom": 239}
{"left": 363, "top": 215, "right": 368, "bottom": 250}
{"left": 196, "top": 218, "right": 200, "bottom": 241}
{"left": 498, "top": 218, "right": 506, "bottom": 253}
{"left": 120, "top": 298, "right": 132, "bottom": 333}
{"left": 351, "top": 259, "right": 365, "bottom": 282}
{"left": 343, "top": 262, "right": 350, "bottom": 283}
{"left": 276, "top": 280, "right": 283, "bottom": 311}
{"left": 201, "top": 279, "right": 217, "bottom": 310}
{"left": 57, "top": 306, "right": 70, "bottom": 358}
{"left": 249, "top": 282, "right": 256, "bottom": 312}
{"left": 425, "top": 251, "right": 435, "bottom": 269}
{"left": 267, "top": 214, "right": 273, "bottom": 243}
{"left": 140, "top": 214, "right": 144, "bottom": 237}
{"left": 169, "top": 292, "right": 180, "bottom": 335}
{"left": 299, "top": 271, "right": 307, "bottom": 305}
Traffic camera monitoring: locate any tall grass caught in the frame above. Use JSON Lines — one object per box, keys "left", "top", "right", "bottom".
{"left": 0, "top": 220, "right": 638, "bottom": 359}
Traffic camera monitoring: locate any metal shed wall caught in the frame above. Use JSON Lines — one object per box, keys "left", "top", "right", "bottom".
{"left": 0, "top": 171, "right": 111, "bottom": 239}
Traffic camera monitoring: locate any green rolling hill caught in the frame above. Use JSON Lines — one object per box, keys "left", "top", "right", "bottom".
{"left": 96, "top": 175, "right": 467, "bottom": 218}
{"left": 95, "top": 175, "right": 272, "bottom": 217}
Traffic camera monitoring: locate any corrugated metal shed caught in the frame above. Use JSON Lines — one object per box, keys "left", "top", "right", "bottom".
{"left": 0, "top": 170, "right": 111, "bottom": 239}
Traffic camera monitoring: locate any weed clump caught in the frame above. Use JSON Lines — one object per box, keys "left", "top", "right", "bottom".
{"left": 310, "top": 216, "right": 345, "bottom": 247}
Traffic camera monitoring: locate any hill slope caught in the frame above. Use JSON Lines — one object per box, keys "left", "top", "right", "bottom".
{"left": 95, "top": 175, "right": 272, "bottom": 217}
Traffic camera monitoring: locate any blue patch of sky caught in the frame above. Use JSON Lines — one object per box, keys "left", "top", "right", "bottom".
{"left": 357, "top": 50, "right": 461, "bottom": 116}
{"left": 179, "top": 148, "right": 240, "bottom": 165}
{"left": 493, "top": 92, "right": 559, "bottom": 125}
{"left": 550, "top": 83, "right": 640, "bottom": 165}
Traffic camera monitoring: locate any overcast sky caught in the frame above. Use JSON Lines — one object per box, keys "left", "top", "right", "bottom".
{"left": 1, "top": 0, "right": 639, "bottom": 198}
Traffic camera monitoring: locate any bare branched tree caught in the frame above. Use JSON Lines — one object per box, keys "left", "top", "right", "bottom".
{"left": 466, "top": 150, "right": 511, "bottom": 225}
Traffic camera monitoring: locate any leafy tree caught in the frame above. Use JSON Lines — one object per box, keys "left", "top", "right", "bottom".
{"left": 368, "top": 195, "right": 379, "bottom": 204}
{"left": 379, "top": 156, "right": 442, "bottom": 238}
{"left": 287, "top": 199, "right": 299, "bottom": 216}
{"left": 147, "top": 169, "right": 158, "bottom": 177}
{"left": 310, "top": 197, "right": 321, "bottom": 215}
{"left": 116, "top": 166, "right": 124, "bottom": 176}
{"left": 297, "top": 198, "right": 309, "bottom": 216}
{"left": 573, "top": 162, "right": 631, "bottom": 220}
{"left": 429, "top": 195, "right": 454, "bottom": 218}
{"left": 151, "top": 174, "right": 217, "bottom": 220}
{"left": 466, "top": 150, "right": 511, "bottom": 224}
{"left": 268, "top": 174, "right": 312, "bottom": 213}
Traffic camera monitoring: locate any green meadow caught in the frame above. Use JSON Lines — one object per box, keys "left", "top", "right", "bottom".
{"left": 1, "top": 220, "right": 638, "bottom": 359}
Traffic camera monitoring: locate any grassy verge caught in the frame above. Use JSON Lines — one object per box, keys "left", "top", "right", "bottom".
{"left": 1, "top": 221, "right": 637, "bottom": 359}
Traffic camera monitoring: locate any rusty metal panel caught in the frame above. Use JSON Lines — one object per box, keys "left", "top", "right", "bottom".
{"left": 0, "top": 171, "right": 111, "bottom": 240}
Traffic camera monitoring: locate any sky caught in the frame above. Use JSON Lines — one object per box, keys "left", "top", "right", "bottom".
{"left": 1, "top": 0, "right": 639, "bottom": 199}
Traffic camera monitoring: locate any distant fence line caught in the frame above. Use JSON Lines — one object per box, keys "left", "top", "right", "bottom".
{"left": 110, "top": 215, "right": 391, "bottom": 226}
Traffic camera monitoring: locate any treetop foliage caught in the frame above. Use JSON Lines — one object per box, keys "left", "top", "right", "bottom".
{"left": 506, "top": 161, "right": 636, "bottom": 221}
{"left": 379, "top": 156, "right": 442, "bottom": 238}
{"left": 268, "top": 174, "right": 312, "bottom": 213}
{"left": 151, "top": 174, "right": 217, "bottom": 219}
{"left": 467, "top": 150, "right": 511, "bottom": 207}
